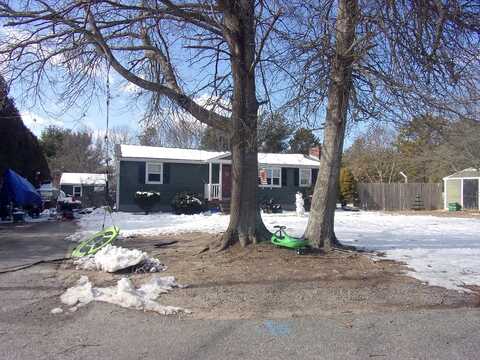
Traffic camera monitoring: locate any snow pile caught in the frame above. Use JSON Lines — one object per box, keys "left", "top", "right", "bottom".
{"left": 60, "top": 275, "right": 189, "bottom": 315}
{"left": 61, "top": 275, "right": 95, "bottom": 306}
{"left": 135, "top": 191, "right": 161, "bottom": 197}
{"left": 74, "top": 245, "right": 166, "bottom": 273}
{"left": 295, "top": 192, "right": 305, "bottom": 217}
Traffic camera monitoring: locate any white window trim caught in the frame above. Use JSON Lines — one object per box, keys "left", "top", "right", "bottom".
{"left": 299, "top": 168, "right": 312, "bottom": 187}
{"left": 73, "top": 185, "right": 82, "bottom": 197}
{"left": 145, "top": 162, "right": 164, "bottom": 184}
{"left": 259, "top": 167, "right": 282, "bottom": 188}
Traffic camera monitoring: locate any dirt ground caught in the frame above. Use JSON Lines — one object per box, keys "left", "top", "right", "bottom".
{"left": 60, "top": 231, "right": 480, "bottom": 320}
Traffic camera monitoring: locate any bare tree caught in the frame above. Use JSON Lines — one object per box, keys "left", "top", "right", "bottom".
{"left": 0, "top": 74, "right": 7, "bottom": 109}
{"left": 345, "top": 126, "right": 402, "bottom": 184}
{"left": 279, "top": 0, "right": 480, "bottom": 250}
{"left": 0, "top": 0, "right": 284, "bottom": 249}
{"left": 303, "top": 0, "right": 358, "bottom": 250}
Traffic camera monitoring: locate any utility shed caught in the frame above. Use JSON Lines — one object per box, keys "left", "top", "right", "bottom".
{"left": 443, "top": 168, "right": 480, "bottom": 210}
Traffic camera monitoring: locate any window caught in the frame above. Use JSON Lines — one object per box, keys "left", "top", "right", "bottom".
{"left": 299, "top": 168, "right": 312, "bottom": 187}
{"left": 146, "top": 162, "right": 163, "bottom": 184}
{"left": 259, "top": 167, "right": 281, "bottom": 188}
{"left": 73, "top": 186, "right": 82, "bottom": 197}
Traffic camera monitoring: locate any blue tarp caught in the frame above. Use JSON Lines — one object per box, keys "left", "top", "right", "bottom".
{"left": 0, "top": 169, "right": 42, "bottom": 207}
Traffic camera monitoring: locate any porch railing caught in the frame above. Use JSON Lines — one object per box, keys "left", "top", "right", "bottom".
{"left": 204, "top": 183, "right": 221, "bottom": 200}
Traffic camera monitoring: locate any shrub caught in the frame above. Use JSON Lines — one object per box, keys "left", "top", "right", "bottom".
{"left": 339, "top": 167, "right": 357, "bottom": 204}
{"left": 134, "top": 191, "right": 161, "bottom": 214}
{"left": 171, "top": 192, "right": 204, "bottom": 215}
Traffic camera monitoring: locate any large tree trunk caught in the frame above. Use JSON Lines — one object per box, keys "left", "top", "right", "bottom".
{"left": 304, "top": 0, "right": 357, "bottom": 251}
{"left": 217, "top": 0, "right": 270, "bottom": 250}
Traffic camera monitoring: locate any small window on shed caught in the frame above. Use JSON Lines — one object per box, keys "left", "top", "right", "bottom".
{"left": 146, "top": 162, "right": 163, "bottom": 184}
{"left": 73, "top": 186, "right": 82, "bottom": 197}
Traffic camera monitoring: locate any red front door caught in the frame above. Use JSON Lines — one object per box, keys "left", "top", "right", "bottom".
{"left": 221, "top": 164, "right": 232, "bottom": 199}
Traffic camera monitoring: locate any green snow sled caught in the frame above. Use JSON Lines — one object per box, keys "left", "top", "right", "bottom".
{"left": 271, "top": 226, "right": 309, "bottom": 249}
{"left": 71, "top": 225, "right": 120, "bottom": 258}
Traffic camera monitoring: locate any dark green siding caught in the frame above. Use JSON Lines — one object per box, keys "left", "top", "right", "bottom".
{"left": 118, "top": 161, "right": 209, "bottom": 212}
{"left": 60, "top": 184, "right": 104, "bottom": 207}
{"left": 118, "top": 161, "right": 316, "bottom": 212}
{"left": 60, "top": 185, "right": 74, "bottom": 195}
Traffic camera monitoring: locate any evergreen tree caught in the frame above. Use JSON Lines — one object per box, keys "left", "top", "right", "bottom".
{"left": 257, "top": 112, "right": 292, "bottom": 153}
{"left": 39, "top": 126, "right": 69, "bottom": 158}
{"left": 39, "top": 126, "right": 104, "bottom": 175}
{"left": 289, "top": 128, "right": 319, "bottom": 155}
{"left": 0, "top": 81, "right": 50, "bottom": 184}
{"left": 199, "top": 127, "right": 230, "bottom": 151}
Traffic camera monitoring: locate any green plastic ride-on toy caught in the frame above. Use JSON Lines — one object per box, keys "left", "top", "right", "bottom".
{"left": 71, "top": 225, "right": 120, "bottom": 258}
{"left": 271, "top": 225, "right": 309, "bottom": 252}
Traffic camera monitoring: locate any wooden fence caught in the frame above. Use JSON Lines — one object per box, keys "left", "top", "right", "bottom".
{"left": 357, "top": 183, "right": 443, "bottom": 211}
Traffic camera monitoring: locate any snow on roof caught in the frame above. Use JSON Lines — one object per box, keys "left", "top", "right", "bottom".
{"left": 119, "top": 145, "right": 320, "bottom": 167}
{"left": 119, "top": 145, "right": 227, "bottom": 162}
{"left": 60, "top": 173, "right": 107, "bottom": 185}
{"left": 444, "top": 168, "right": 480, "bottom": 179}
{"left": 258, "top": 153, "right": 319, "bottom": 167}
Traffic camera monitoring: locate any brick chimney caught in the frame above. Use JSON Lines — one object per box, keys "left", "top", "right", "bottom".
{"left": 309, "top": 146, "right": 321, "bottom": 159}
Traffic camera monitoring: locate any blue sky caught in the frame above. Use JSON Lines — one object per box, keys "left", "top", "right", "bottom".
{"left": 11, "top": 77, "right": 364, "bottom": 147}
{"left": 11, "top": 74, "right": 144, "bottom": 136}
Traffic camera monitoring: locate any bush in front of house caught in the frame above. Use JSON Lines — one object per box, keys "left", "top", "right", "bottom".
{"left": 134, "top": 191, "right": 161, "bottom": 214}
{"left": 171, "top": 192, "right": 204, "bottom": 215}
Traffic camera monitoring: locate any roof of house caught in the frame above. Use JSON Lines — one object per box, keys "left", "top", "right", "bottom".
{"left": 60, "top": 173, "right": 107, "bottom": 185}
{"left": 119, "top": 145, "right": 228, "bottom": 162}
{"left": 257, "top": 153, "right": 320, "bottom": 167}
{"left": 118, "top": 145, "right": 320, "bottom": 167}
{"left": 444, "top": 168, "right": 480, "bottom": 179}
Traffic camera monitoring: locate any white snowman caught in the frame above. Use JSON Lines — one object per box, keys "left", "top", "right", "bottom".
{"left": 295, "top": 191, "right": 305, "bottom": 217}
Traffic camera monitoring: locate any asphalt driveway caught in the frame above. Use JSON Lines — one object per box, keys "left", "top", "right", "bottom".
{"left": 0, "top": 221, "right": 76, "bottom": 270}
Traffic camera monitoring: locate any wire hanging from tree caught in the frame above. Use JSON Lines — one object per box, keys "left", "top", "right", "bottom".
{"left": 102, "top": 62, "right": 112, "bottom": 229}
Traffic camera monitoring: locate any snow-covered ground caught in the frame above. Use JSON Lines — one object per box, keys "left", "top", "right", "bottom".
{"left": 70, "top": 209, "right": 480, "bottom": 292}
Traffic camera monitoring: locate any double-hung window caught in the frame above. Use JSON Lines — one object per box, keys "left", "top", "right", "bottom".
{"left": 299, "top": 168, "right": 312, "bottom": 187}
{"left": 259, "top": 167, "right": 281, "bottom": 188}
{"left": 146, "top": 162, "right": 163, "bottom": 184}
{"left": 73, "top": 186, "right": 82, "bottom": 197}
